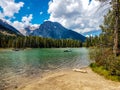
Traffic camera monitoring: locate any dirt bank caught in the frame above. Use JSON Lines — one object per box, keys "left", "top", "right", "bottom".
{"left": 18, "top": 68, "right": 120, "bottom": 90}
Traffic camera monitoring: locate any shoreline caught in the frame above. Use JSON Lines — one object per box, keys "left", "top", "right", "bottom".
{"left": 17, "top": 67, "right": 120, "bottom": 90}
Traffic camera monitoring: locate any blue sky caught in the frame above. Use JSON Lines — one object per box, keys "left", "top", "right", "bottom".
{"left": 0, "top": 0, "right": 109, "bottom": 36}
{"left": 12, "top": 0, "right": 50, "bottom": 24}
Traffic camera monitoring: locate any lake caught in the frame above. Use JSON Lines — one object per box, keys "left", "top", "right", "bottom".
{"left": 0, "top": 48, "right": 90, "bottom": 90}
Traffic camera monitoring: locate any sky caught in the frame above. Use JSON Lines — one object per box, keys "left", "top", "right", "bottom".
{"left": 0, "top": 0, "right": 109, "bottom": 36}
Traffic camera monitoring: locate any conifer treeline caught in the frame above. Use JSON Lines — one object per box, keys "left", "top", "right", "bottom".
{"left": 0, "top": 35, "right": 82, "bottom": 48}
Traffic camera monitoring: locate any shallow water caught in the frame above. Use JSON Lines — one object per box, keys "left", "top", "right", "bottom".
{"left": 0, "top": 48, "right": 90, "bottom": 90}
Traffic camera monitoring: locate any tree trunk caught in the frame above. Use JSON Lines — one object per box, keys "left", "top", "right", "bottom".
{"left": 113, "top": 0, "right": 120, "bottom": 56}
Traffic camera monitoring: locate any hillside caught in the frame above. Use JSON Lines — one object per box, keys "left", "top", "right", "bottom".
{"left": 26, "top": 21, "right": 86, "bottom": 42}
{"left": 0, "top": 19, "right": 22, "bottom": 36}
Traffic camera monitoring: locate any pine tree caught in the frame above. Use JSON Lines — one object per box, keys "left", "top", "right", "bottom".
{"left": 98, "top": 0, "right": 120, "bottom": 56}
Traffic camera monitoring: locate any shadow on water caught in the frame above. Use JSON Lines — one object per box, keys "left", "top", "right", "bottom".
{"left": 0, "top": 48, "right": 90, "bottom": 90}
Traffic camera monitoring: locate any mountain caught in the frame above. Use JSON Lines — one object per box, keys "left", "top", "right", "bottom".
{"left": 0, "top": 19, "right": 23, "bottom": 36}
{"left": 26, "top": 21, "right": 86, "bottom": 42}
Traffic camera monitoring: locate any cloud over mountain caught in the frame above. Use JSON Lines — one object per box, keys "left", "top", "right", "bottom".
{"left": 12, "top": 14, "right": 40, "bottom": 35}
{"left": 48, "top": 0, "right": 108, "bottom": 34}
{"left": 0, "top": 0, "right": 110, "bottom": 36}
{"left": 0, "top": 0, "right": 40, "bottom": 35}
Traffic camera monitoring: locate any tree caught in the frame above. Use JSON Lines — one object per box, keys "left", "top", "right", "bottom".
{"left": 112, "top": 0, "right": 120, "bottom": 56}
{"left": 99, "top": 10, "right": 114, "bottom": 47}
{"left": 97, "top": 0, "right": 120, "bottom": 56}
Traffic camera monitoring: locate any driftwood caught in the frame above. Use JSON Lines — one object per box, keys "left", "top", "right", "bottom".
{"left": 72, "top": 69, "right": 87, "bottom": 73}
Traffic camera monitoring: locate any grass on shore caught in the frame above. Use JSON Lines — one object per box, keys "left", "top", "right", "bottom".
{"left": 90, "top": 63, "right": 120, "bottom": 82}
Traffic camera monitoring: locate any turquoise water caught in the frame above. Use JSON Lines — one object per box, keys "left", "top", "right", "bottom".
{"left": 0, "top": 48, "right": 90, "bottom": 89}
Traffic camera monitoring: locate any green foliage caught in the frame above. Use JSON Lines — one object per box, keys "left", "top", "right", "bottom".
{"left": 90, "top": 63, "right": 120, "bottom": 81}
{"left": 84, "top": 36, "right": 100, "bottom": 47}
{"left": 99, "top": 10, "right": 114, "bottom": 46}
{"left": 0, "top": 35, "right": 82, "bottom": 48}
{"left": 84, "top": 10, "right": 115, "bottom": 48}
{"left": 84, "top": 9, "right": 119, "bottom": 48}
{"left": 88, "top": 0, "right": 120, "bottom": 81}
{"left": 90, "top": 48, "right": 120, "bottom": 81}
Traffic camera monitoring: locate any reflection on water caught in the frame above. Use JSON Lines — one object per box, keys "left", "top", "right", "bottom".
{"left": 0, "top": 48, "right": 90, "bottom": 90}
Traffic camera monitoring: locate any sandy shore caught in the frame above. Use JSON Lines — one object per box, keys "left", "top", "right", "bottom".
{"left": 17, "top": 67, "right": 120, "bottom": 90}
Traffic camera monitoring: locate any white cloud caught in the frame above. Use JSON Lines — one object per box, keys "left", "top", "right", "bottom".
{"left": 0, "top": 0, "right": 39, "bottom": 35}
{"left": 11, "top": 14, "right": 40, "bottom": 35}
{"left": 48, "top": 0, "right": 109, "bottom": 34}
{"left": 0, "top": 0, "right": 26, "bottom": 34}
{"left": 12, "top": 20, "right": 26, "bottom": 34}
{"left": 22, "top": 14, "right": 33, "bottom": 26}
{"left": 0, "top": 0, "right": 24, "bottom": 18}
{"left": 40, "top": 11, "right": 43, "bottom": 15}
